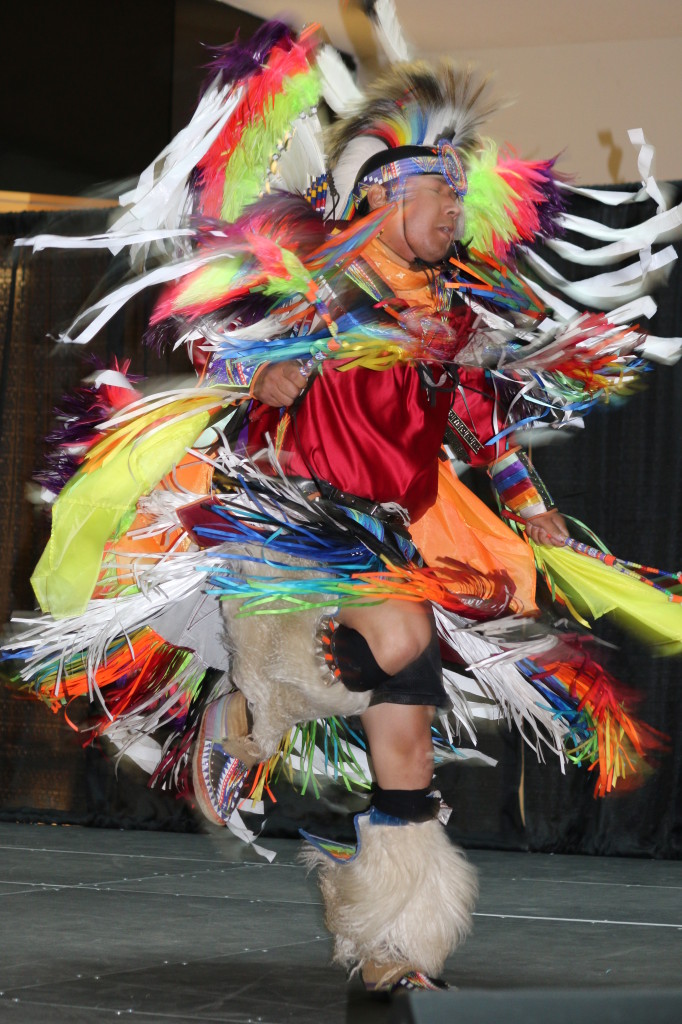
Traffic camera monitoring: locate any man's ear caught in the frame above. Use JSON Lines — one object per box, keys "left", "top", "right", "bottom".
{"left": 366, "top": 183, "right": 388, "bottom": 211}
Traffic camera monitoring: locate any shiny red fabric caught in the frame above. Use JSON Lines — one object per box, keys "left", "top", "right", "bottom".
{"left": 244, "top": 236, "right": 511, "bottom": 520}
{"left": 452, "top": 367, "right": 503, "bottom": 467}
{"left": 248, "top": 362, "right": 453, "bottom": 521}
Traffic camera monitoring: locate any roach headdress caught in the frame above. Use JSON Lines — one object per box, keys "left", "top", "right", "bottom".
{"left": 325, "top": 60, "right": 496, "bottom": 219}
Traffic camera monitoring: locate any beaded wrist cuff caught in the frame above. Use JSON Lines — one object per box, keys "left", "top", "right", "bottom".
{"left": 220, "top": 360, "right": 258, "bottom": 390}
{"left": 489, "top": 448, "right": 554, "bottom": 519}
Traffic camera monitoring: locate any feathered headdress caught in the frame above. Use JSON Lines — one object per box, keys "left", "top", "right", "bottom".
{"left": 316, "top": 10, "right": 564, "bottom": 260}
{"left": 325, "top": 60, "right": 495, "bottom": 219}
{"left": 22, "top": 0, "right": 679, "bottom": 367}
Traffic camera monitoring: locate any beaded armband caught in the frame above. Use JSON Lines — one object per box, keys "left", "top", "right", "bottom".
{"left": 488, "top": 448, "right": 554, "bottom": 519}
{"left": 443, "top": 409, "right": 484, "bottom": 463}
{"left": 220, "top": 360, "right": 258, "bottom": 390}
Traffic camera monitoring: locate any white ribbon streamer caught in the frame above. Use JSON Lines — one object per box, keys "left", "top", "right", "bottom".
{"left": 115, "top": 82, "right": 244, "bottom": 240}
{"left": 523, "top": 245, "right": 677, "bottom": 310}
{"left": 16, "top": 228, "right": 194, "bottom": 253}
{"left": 628, "top": 128, "right": 668, "bottom": 212}
{"left": 549, "top": 203, "right": 682, "bottom": 265}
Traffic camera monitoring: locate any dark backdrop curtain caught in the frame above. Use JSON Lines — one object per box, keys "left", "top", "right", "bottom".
{"left": 1, "top": 192, "right": 681, "bottom": 856}
{"left": 0, "top": 211, "right": 198, "bottom": 831}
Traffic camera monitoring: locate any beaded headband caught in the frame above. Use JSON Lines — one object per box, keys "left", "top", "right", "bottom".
{"left": 351, "top": 140, "right": 468, "bottom": 209}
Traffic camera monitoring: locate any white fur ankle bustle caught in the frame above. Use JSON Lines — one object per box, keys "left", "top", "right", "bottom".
{"left": 301, "top": 814, "right": 477, "bottom": 978}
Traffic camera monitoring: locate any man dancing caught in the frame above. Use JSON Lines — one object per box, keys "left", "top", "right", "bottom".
{"left": 193, "top": 142, "right": 570, "bottom": 991}
{"left": 3, "top": 11, "right": 674, "bottom": 997}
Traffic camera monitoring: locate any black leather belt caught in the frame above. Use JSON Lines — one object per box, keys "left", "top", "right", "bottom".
{"left": 296, "top": 478, "right": 407, "bottom": 528}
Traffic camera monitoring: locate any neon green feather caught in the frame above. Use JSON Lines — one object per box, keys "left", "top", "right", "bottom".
{"left": 261, "top": 247, "right": 313, "bottom": 299}
{"left": 221, "top": 68, "right": 321, "bottom": 222}
{"left": 464, "top": 141, "right": 518, "bottom": 252}
{"left": 172, "top": 258, "right": 243, "bottom": 310}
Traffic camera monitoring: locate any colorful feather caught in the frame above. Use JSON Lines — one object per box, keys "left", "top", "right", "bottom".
{"left": 30, "top": 389, "right": 232, "bottom": 618}
{"left": 464, "top": 142, "right": 567, "bottom": 259}
{"left": 521, "top": 642, "right": 665, "bottom": 796}
{"left": 196, "top": 31, "right": 321, "bottom": 222}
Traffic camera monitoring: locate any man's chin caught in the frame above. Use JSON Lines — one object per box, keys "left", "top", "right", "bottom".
{"left": 414, "top": 245, "right": 453, "bottom": 267}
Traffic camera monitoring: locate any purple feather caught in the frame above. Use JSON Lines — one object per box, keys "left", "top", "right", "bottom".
{"left": 36, "top": 359, "right": 143, "bottom": 495}
{"left": 535, "top": 157, "right": 569, "bottom": 241}
{"left": 143, "top": 319, "right": 184, "bottom": 356}
{"left": 200, "top": 20, "right": 295, "bottom": 95}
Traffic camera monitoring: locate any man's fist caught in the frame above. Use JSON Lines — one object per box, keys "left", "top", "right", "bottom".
{"left": 252, "top": 361, "right": 308, "bottom": 407}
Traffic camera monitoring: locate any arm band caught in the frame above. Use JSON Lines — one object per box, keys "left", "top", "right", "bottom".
{"left": 488, "top": 448, "right": 554, "bottom": 519}
{"left": 220, "top": 360, "right": 259, "bottom": 389}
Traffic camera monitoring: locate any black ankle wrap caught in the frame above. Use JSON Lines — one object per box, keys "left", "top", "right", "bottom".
{"left": 372, "top": 786, "right": 438, "bottom": 823}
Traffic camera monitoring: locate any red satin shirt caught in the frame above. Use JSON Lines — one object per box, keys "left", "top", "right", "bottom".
{"left": 248, "top": 362, "right": 452, "bottom": 520}
{"left": 246, "top": 239, "right": 503, "bottom": 520}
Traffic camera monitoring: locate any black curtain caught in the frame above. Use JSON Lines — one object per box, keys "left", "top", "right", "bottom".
{"left": 0, "top": 0, "right": 262, "bottom": 834}
{"left": 0, "top": 210, "right": 197, "bottom": 830}
{"left": 0, "top": 0, "right": 263, "bottom": 196}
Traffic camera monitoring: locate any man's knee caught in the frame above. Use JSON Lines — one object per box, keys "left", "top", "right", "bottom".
{"left": 370, "top": 622, "right": 432, "bottom": 676}
{"left": 330, "top": 609, "right": 447, "bottom": 708}
{"left": 340, "top": 603, "right": 434, "bottom": 675}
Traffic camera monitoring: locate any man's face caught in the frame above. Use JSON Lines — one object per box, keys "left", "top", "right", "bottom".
{"left": 370, "top": 174, "right": 465, "bottom": 266}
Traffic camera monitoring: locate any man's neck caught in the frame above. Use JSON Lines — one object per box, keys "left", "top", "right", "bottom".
{"left": 373, "top": 235, "right": 414, "bottom": 270}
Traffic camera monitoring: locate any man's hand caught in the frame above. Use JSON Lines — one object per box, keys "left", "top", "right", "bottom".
{"left": 252, "top": 360, "right": 308, "bottom": 407}
{"left": 524, "top": 509, "right": 570, "bottom": 547}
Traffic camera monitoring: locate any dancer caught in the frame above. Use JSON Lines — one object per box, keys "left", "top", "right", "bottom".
{"left": 3, "top": 5, "right": 681, "bottom": 994}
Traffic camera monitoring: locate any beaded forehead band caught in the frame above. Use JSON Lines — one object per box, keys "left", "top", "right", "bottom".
{"left": 352, "top": 140, "right": 468, "bottom": 208}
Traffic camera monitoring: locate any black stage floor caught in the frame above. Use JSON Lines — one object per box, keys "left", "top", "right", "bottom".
{"left": 1, "top": 822, "right": 680, "bottom": 1023}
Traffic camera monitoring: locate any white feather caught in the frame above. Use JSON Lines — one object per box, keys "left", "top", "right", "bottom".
{"left": 371, "top": 0, "right": 414, "bottom": 64}
{"left": 316, "top": 44, "right": 364, "bottom": 115}
{"left": 326, "top": 135, "right": 385, "bottom": 216}
{"left": 274, "top": 113, "right": 326, "bottom": 193}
